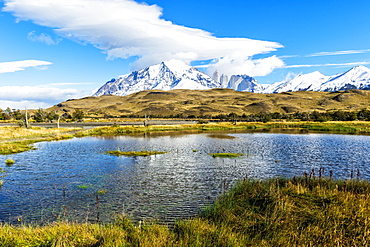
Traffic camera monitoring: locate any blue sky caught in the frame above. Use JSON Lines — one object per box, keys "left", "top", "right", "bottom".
{"left": 1, "top": 0, "right": 370, "bottom": 109}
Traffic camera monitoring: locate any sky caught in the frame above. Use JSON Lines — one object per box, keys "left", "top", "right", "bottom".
{"left": 1, "top": 0, "right": 370, "bottom": 109}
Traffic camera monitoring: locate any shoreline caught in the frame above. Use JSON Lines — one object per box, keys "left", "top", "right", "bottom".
{"left": 2, "top": 121, "right": 370, "bottom": 155}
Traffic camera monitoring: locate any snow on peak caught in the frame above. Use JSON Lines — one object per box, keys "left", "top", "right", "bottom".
{"left": 264, "top": 71, "right": 329, "bottom": 93}
{"left": 93, "top": 60, "right": 221, "bottom": 96}
{"left": 161, "top": 59, "right": 191, "bottom": 72}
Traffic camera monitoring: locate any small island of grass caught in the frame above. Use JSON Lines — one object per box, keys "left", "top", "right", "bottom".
{"left": 209, "top": 152, "right": 244, "bottom": 158}
{"left": 105, "top": 150, "right": 167, "bottom": 157}
{"left": 5, "top": 158, "right": 15, "bottom": 166}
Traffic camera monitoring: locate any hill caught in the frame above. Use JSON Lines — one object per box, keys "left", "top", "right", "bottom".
{"left": 49, "top": 89, "right": 370, "bottom": 118}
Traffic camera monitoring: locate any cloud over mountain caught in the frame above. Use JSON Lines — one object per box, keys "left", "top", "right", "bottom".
{"left": 3, "top": 0, "right": 283, "bottom": 76}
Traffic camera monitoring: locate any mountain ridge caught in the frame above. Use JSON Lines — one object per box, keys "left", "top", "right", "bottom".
{"left": 94, "top": 60, "right": 370, "bottom": 96}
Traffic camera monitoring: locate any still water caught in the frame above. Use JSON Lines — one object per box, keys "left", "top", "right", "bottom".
{"left": 1, "top": 131, "right": 370, "bottom": 225}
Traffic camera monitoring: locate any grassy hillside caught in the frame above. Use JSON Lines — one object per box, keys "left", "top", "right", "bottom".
{"left": 48, "top": 89, "right": 370, "bottom": 118}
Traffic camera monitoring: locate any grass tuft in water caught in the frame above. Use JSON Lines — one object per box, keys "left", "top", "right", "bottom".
{"left": 209, "top": 153, "right": 244, "bottom": 158}
{"left": 5, "top": 158, "right": 15, "bottom": 166}
{"left": 105, "top": 150, "right": 167, "bottom": 157}
{"left": 77, "top": 185, "right": 90, "bottom": 189}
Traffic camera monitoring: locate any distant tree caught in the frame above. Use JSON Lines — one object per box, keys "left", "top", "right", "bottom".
{"left": 46, "top": 111, "right": 59, "bottom": 122}
{"left": 72, "top": 109, "right": 84, "bottom": 121}
{"left": 11, "top": 109, "right": 23, "bottom": 120}
{"left": 33, "top": 108, "right": 48, "bottom": 122}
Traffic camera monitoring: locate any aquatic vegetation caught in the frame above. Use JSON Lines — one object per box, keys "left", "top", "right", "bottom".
{"left": 0, "top": 180, "right": 3, "bottom": 186}
{"left": 105, "top": 150, "right": 167, "bottom": 157}
{"left": 77, "top": 185, "right": 90, "bottom": 189}
{"left": 209, "top": 153, "right": 244, "bottom": 158}
{"left": 5, "top": 158, "right": 15, "bottom": 166}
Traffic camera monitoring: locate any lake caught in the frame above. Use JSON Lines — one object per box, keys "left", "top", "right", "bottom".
{"left": 1, "top": 131, "right": 370, "bottom": 225}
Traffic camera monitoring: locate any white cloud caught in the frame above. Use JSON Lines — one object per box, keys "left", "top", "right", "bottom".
{"left": 0, "top": 86, "right": 89, "bottom": 109}
{"left": 39, "top": 82, "right": 95, "bottom": 87}
{"left": 0, "top": 100, "right": 51, "bottom": 110}
{"left": 27, "top": 31, "right": 62, "bottom": 45}
{"left": 207, "top": 55, "right": 285, "bottom": 77}
{"left": 286, "top": 61, "right": 370, "bottom": 68}
{"left": 307, "top": 49, "right": 370, "bottom": 57}
{"left": 3, "top": 0, "right": 283, "bottom": 76}
{"left": 0, "top": 60, "right": 52, "bottom": 73}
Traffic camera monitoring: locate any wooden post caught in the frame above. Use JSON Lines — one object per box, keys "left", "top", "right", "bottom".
{"left": 25, "top": 107, "right": 29, "bottom": 128}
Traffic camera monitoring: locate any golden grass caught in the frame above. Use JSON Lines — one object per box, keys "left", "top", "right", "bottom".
{"left": 0, "top": 127, "right": 80, "bottom": 155}
{"left": 48, "top": 89, "right": 370, "bottom": 117}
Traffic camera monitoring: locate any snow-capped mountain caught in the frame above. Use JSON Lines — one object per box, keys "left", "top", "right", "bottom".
{"left": 94, "top": 60, "right": 370, "bottom": 97}
{"left": 94, "top": 60, "right": 266, "bottom": 96}
{"left": 94, "top": 60, "right": 221, "bottom": 97}
{"left": 319, "top": 66, "right": 370, "bottom": 91}
{"left": 264, "top": 66, "right": 370, "bottom": 93}
{"left": 264, "top": 71, "right": 329, "bottom": 93}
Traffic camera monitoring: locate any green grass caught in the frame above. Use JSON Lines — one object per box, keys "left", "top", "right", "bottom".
{"left": 210, "top": 153, "right": 244, "bottom": 158}
{"left": 77, "top": 184, "right": 91, "bottom": 189}
{"left": 2, "top": 176, "right": 370, "bottom": 246}
{"left": 4, "top": 158, "right": 15, "bottom": 166}
{"left": 105, "top": 150, "right": 167, "bottom": 157}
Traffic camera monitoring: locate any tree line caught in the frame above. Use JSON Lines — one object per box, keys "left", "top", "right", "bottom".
{"left": 0, "top": 108, "right": 84, "bottom": 125}
{"left": 2, "top": 107, "right": 370, "bottom": 124}
{"left": 119, "top": 109, "right": 370, "bottom": 122}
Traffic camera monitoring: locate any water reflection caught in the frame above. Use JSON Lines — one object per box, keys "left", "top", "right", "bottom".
{"left": 0, "top": 132, "right": 370, "bottom": 225}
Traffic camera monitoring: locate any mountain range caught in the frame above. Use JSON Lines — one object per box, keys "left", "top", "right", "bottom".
{"left": 93, "top": 60, "right": 370, "bottom": 96}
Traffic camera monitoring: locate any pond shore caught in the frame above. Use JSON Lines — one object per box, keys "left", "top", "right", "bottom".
{"left": 1, "top": 176, "right": 369, "bottom": 246}
{"left": 2, "top": 121, "right": 370, "bottom": 155}
{"left": 1, "top": 122, "right": 370, "bottom": 246}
